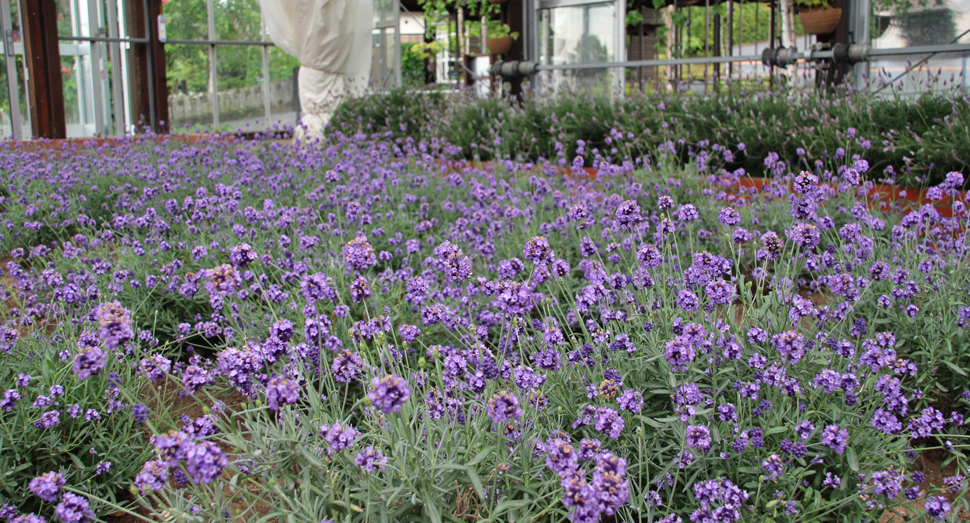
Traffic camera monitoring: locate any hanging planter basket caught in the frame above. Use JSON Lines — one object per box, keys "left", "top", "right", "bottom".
{"left": 487, "top": 36, "right": 513, "bottom": 55}
{"left": 799, "top": 6, "right": 842, "bottom": 35}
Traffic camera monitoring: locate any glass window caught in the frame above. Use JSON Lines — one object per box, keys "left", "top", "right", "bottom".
{"left": 540, "top": 2, "right": 617, "bottom": 95}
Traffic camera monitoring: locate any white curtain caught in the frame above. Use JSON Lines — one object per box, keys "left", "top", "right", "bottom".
{"left": 258, "top": 0, "right": 374, "bottom": 139}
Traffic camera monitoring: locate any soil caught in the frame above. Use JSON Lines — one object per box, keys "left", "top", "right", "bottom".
{"left": 880, "top": 449, "right": 970, "bottom": 522}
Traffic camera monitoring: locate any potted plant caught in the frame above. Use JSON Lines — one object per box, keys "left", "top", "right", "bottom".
{"left": 486, "top": 21, "right": 518, "bottom": 55}
{"left": 797, "top": 0, "right": 842, "bottom": 35}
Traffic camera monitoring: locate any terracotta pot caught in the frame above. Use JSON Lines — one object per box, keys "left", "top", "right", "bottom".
{"left": 799, "top": 6, "right": 842, "bottom": 35}
{"left": 487, "top": 36, "right": 513, "bottom": 55}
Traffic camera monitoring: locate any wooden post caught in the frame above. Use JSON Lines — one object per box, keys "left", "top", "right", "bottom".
{"left": 769, "top": 1, "right": 776, "bottom": 86}
{"left": 504, "top": 0, "right": 525, "bottom": 98}
{"left": 816, "top": 0, "right": 852, "bottom": 87}
{"left": 20, "top": 0, "right": 66, "bottom": 139}
{"left": 127, "top": 0, "right": 169, "bottom": 133}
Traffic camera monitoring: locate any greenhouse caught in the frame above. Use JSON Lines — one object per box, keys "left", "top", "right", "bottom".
{"left": 3, "top": 0, "right": 970, "bottom": 138}
{"left": 0, "top": 1, "right": 969, "bottom": 523}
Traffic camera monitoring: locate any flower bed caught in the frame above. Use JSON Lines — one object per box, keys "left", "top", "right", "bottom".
{"left": 0, "top": 131, "right": 968, "bottom": 523}
{"left": 331, "top": 86, "right": 970, "bottom": 189}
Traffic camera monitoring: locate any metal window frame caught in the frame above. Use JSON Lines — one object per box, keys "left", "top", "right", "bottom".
{"left": 0, "top": 0, "right": 24, "bottom": 138}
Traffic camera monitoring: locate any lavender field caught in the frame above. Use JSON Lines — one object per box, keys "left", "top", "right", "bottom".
{"left": 0, "top": 119, "right": 967, "bottom": 523}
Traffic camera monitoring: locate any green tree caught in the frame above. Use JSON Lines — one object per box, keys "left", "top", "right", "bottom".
{"left": 163, "top": 0, "right": 299, "bottom": 95}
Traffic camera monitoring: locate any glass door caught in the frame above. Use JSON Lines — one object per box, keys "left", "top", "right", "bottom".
{"left": 373, "top": 0, "right": 402, "bottom": 89}
{"left": 58, "top": 0, "right": 136, "bottom": 137}
{"left": 0, "top": 0, "right": 29, "bottom": 139}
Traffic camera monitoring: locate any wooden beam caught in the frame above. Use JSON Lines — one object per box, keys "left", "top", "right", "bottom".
{"left": 20, "top": 0, "right": 65, "bottom": 139}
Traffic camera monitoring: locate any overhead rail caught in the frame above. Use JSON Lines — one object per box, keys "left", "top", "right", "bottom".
{"left": 490, "top": 43, "right": 970, "bottom": 78}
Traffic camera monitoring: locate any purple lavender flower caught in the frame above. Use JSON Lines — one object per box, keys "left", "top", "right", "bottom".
{"left": 229, "top": 243, "right": 258, "bottom": 268}
{"left": 675, "top": 290, "right": 699, "bottom": 313}
{"left": 134, "top": 460, "right": 168, "bottom": 494}
{"left": 139, "top": 355, "right": 171, "bottom": 383}
{"left": 560, "top": 472, "right": 601, "bottom": 523}
{"left": 265, "top": 376, "right": 300, "bottom": 411}
{"left": 205, "top": 264, "right": 241, "bottom": 296}
{"left": 72, "top": 347, "right": 106, "bottom": 379}
{"left": 522, "top": 236, "right": 555, "bottom": 264}
{"left": 677, "top": 204, "right": 699, "bottom": 222}
{"left": 94, "top": 301, "right": 134, "bottom": 349}
{"left": 795, "top": 420, "right": 815, "bottom": 441}
{"left": 616, "top": 389, "right": 643, "bottom": 413}
{"left": 36, "top": 411, "right": 60, "bottom": 429}
{"left": 762, "top": 454, "right": 784, "bottom": 481}
{"left": 718, "top": 207, "right": 741, "bottom": 226}
{"left": 95, "top": 461, "right": 111, "bottom": 475}
{"left": 398, "top": 324, "right": 421, "bottom": 344}
{"left": 821, "top": 424, "right": 848, "bottom": 454}
{"left": 772, "top": 330, "right": 806, "bottom": 365}
{"left": 331, "top": 351, "right": 366, "bottom": 383}
{"left": 869, "top": 409, "right": 903, "bottom": 435}
{"left": 787, "top": 222, "right": 821, "bottom": 250}
{"left": 1, "top": 389, "right": 21, "bottom": 412}
{"left": 757, "top": 231, "right": 784, "bottom": 262}
{"left": 909, "top": 407, "right": 945, "bottom": 438}
{"left": 486, "top": 391, "right": 523, "bottom": 426}
{"left": 348, "top": 275, "right": 371, "bottom": 302}
{"left": 691, "top": 477, "right": 748, "bottom": 523}
{"left": 593, "top": 407, "right": 625, "bottom": 440}
{"left": 870, "top": 467, "right": 905, "bottom": 499}
{"left": 592, "top": 452, "right": 629, "bottom": 515}
{"left": 578, "top": 439, "right": 601, "bottom": 462}
{"left": 925, "top": 496, "right": 952, "bottom": 521}
{"left": 686, "top": 425, "right": 712, "bottom": 453}
{"left": 434, "top": 241, "right": 472, "bottom": 282}
{"left": 343, "top": 236, "right": 377, "bottom": 271}
{"left": 9, "top": 515, "right": 48, "bottom": 523}
{"left": 664, "top": 336, "right": 696, "bottom": 372}
{"left": 368, "top": 374, "right": 411, "bottom": 414}
{"left": 658, "top": 195, "right": 674, "bottom": 210}
{"left": 184, "top": 440, "right": 228, "bottom": 484}
{"left": 823, "top": 472, "right": 841, "bottom": 488}
{"left": 132, "top": 403, "right": 149, "bottom": 423}
{"left": 319, "top": 423, "right": 360, "bottom": 456}
{"left": 301, "top": 273, "right": 338, "bottom": 303}
{"left": 613, "top": 199, "right": 642, "bottom": 226}
{"left": 29, "top": 472, "right": 65, "bottom": 503}
{"left": 354, "top": 446, "right": 387, "bottom": 472}
{"left": 54, "top": 492, "right": 95, "bottom": 523}
{"left": 544, "top": 437, "right": 579, "bottom": 477}
{"left": 704, "top": 279, "right": 735, "bottom": 305}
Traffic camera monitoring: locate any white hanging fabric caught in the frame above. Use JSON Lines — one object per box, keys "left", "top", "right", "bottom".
{"left": 258, "top": 0, "right": 373, "bottom": 139}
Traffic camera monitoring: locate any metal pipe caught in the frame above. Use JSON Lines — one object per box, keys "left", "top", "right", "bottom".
{"left": 58, "top": 35, "right": 150, "bottom": 43}
{"left": 537, "top": 54, "right": 763, "bottom": 71}
{"left": 208, "top": 0, "right": 218, "bottom": 129}
{"left": 868, "top": 43, "right": 970, "bottom": 56}
{"left": 520, "top": 43, "right": 970, "bottom": 73}
{"left": 164, "top": 39, "right": 274, "bottom": 46}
